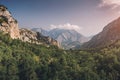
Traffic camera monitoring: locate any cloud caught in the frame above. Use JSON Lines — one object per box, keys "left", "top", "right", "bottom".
{"left": 99, "top": 0, "right": 120, "bottom": 9}
{"left": 49, "top": 23, "right": 82, "bottom": 32}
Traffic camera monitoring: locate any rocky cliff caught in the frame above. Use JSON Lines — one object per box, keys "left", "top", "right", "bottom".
{"left": 19, "top": 28, "right": 59, "bottom": 47}
{"left": 0, "top": 5, "right": 20, "bottom": 39}
{"left": 0, "top": 5, "right": 59, "bottom": 47}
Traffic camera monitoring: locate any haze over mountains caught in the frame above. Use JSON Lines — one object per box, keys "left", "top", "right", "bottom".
{"left": 32, "top": 27, "right": 90, "bottom": 49}
{"left": 33, "top": 16, "right": 120, "bottom": 49}
{"left": 3, "top": 1, "right": 120, "bottom": 50}
{"left": 1, "top": 2, "right": 120, "bottom": 50}
{"left": 82, "top": 17, "right": 120, "bottom": 49}
{"left": 1, "top": 3, "right": 120, "bottom": 80}
{"left": 2, "top": 0, "right": 120, "bottom": 79}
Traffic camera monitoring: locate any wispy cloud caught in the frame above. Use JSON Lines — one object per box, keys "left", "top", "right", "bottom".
{"left": 99, "top": 0, "right": 120, "bottom": 9}
{"left": 49, "top": 23, "right": 82, "bottom": 32}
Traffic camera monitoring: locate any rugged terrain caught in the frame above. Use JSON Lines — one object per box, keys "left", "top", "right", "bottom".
{"left": 0, "top": 5, "right": 120, "bottom": 80}
{"left": 32, "top": 28, "right": 90, "bottom": 49}
{"left": 0, "top": 5, "right": 59, "bottom": 47}
{"left": 82, "top": 17, "right": 120, "bottom": 49}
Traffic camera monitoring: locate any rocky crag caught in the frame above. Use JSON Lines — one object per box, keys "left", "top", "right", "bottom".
{"left": 0, "top": 5, "right": 59, "bottom": 47}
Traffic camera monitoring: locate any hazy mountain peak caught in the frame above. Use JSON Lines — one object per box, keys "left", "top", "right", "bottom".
{"left": 32, "top": 27, "right": 90, "bottom": 49}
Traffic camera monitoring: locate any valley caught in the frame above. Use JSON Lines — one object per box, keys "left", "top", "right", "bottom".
{"left": 0, "top": 2, "right": 120, "bottom": 80}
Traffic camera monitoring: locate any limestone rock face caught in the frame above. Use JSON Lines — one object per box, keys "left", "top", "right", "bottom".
{"left": 0, "top": 5, "right": 60, "bottom": 47}
{"left": 19, "top": 28, "right": 40, "bottom": 43}
{"left": 37, "top": 33, "right": 60, "bottom": 47}
{"left": 0, "top": 5, "right": 20, "bottom": 39}
{"left": 19, "top": 28, "right": 60, "bottom": 47}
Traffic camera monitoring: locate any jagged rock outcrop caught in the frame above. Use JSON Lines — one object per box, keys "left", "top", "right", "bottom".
{"left": 19, "top": 28, "right": 60, "bottom": 47}
{"left": 19, "top": 28, "right": 42, "bottom": 44}
{"left": 0, "top": 5, "right": 59, "bottom": 47}
{"left": 0, "top": 5, "right": 20, "bottom": 39}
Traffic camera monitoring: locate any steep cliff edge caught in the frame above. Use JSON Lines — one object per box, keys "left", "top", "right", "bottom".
{"left": 0, "top": 5, "right": 59, "bottom": 47}
{"left": 0, "top": 5, "right": 20, "bottom": 39}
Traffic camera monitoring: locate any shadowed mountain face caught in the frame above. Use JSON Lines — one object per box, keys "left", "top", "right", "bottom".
{"left": 82, "top": 17, "right": 120, "bottom": 48}
{"left": 32, "top": 28, "right": 90, "bottom": 49}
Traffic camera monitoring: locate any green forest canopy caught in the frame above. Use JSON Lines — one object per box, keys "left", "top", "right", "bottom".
{"left": 0, "top": 32, "right": 120, "bottom": 80}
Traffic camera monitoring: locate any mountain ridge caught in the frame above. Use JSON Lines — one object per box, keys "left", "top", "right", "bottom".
{"left": 0, "top": 5, "right": 60, "bottom": 47}
{"left": 32, "top": 28, "right": 90, "bottom": 49}
{"left": 82, "top": 17, "right": 120, "bottom": 49}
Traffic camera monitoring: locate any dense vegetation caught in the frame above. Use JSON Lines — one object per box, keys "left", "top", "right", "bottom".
{"left": 0, "top": 32, "right": 120, "bottom": 80}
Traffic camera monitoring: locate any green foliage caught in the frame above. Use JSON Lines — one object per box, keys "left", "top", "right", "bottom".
{"left": 0, "top": 32, "right": 120, "bottom": 80}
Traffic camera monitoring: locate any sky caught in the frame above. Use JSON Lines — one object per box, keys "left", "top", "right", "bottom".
{"left": 1, "top": 0, "right": 120, "bottom": 36}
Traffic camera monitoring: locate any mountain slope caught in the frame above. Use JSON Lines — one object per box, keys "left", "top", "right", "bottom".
{"left": 32, "top": 28, "right": 48, "bottom": 36}
{"left": 1, "top": 23, "right": 120, "bottom": 80}
{"left": 1, "top": 5, "right": 120, "bottom": 80}
{"left": 48, "top": 28, "right": 88, "bottom": 49}
{"left": 0, "top": 5, "right": 59, "bottom": 47}
{"left": 32, "top": 28, "right": 89, "bottom": 49}
{"left": 82, "top": 17, "right": 120, "bottom": 48}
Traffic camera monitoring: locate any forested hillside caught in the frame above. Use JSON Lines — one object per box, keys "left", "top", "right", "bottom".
{"left": 0, "top": 32, "right": 120, "bottom": 80}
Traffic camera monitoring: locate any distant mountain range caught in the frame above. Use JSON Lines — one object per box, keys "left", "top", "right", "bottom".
{"left": 2, "top": 4, "right": 120, "bottom": 50}
{"left": 32, "top": 28, "right": 90, "bottom": 49}
{"left": 82, "top": 17, "right": 120, "bottom": 49}
{"left": 32, "top": 16, "right": 120, "bottom": 49}
{"left": 1, "top": 4, "right": 120, "bottom": 80}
